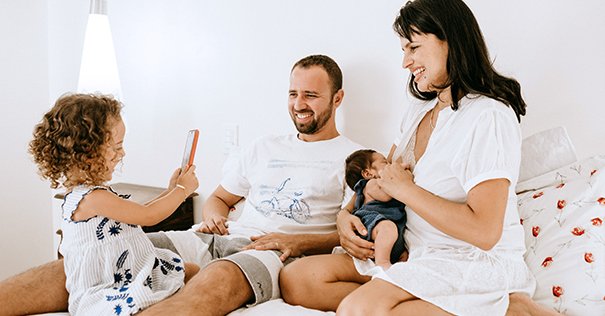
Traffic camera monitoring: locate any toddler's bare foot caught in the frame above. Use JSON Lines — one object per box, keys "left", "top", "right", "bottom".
{"left": 507, "top": 293, "right": 562, "bottom": 316}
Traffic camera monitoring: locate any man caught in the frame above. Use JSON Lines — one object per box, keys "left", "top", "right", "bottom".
{"left": 0, "top": 54, "right": 363, "bottom": 316}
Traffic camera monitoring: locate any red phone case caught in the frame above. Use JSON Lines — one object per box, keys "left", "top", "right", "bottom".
{"left": 181, "top": 129, "right": 199, "bottom": 171}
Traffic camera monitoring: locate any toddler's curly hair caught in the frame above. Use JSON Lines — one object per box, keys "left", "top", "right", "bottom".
{"left": 29, "top": 93, "right": 123, "bottom": 189}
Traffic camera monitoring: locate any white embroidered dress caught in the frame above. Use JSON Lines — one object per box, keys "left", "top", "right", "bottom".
{"left": 60, "top": 185, "right": 185, "bottom": 316}
{"left": 353, "top": 95, "right": 536, "bottom": 316}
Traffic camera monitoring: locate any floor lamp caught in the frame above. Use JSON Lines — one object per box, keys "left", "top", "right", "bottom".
{"left": 77, "top": 0, "right": 122, "bottom": 101}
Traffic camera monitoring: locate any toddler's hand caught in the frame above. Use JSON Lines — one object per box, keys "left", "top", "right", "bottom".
{"left": 177, "top": 165, "right": 199, "bottom": 196}
{"left": 168, "top": 168, "right": 181, "bottom": 190}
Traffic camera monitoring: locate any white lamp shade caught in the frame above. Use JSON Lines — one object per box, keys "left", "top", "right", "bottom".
{"left": 77, "top": 13, "right": 122, "bottom": 100}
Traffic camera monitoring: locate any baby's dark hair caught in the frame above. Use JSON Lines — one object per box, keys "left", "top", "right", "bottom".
{"left": 345, "top": 149, "right": 377, "bottom": 190}
{"left": 29, "top": 93, "right": 123, "bottom": 189}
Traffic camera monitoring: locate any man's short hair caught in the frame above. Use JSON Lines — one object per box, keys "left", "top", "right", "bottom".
{"left": 292, "top": 54, "right": 343, "bottom": 97}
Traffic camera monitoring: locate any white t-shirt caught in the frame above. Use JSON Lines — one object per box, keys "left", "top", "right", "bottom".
{"left": 392, "top": 94, "right": 526, "bottom": 252}
{"left": 221, "top": 134, "right": 363, "bottom": 238}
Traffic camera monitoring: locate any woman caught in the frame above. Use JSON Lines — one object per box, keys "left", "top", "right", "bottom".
{"left": 280, "top": 1, "right": 564, "bottom": 315}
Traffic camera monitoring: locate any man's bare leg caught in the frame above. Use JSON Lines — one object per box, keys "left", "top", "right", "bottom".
{"left": 0, "top": 260, "right": 68, "bottom": 316}
{"left": 507, "top": 293, "right": 563, "bottom": 316}
{"left": 139, "top": 260, "right": 253, "bottom": 316}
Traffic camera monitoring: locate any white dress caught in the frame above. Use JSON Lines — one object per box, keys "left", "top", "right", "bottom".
{"left": 60, "top": 185, "right": 185, "bottom": 316}
{"left": 353, "top": 95, "right": 536, "bottom": 316}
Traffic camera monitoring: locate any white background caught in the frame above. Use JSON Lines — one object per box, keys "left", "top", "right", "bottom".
{"left": 1, "top": 0, "right": 604, "bottom": 281}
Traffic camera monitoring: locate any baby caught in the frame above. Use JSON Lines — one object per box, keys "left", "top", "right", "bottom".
{"left": 345, "top": 149, "right": 407, "bottom": 270}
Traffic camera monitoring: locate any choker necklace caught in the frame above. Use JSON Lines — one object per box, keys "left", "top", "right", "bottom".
{"left": 429, "top": 108, "right": 436, "bottom": 130}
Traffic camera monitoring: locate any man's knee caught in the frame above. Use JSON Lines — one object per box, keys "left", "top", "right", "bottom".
{"left": 197, "top": 260, "right": 251, "bottom": 295}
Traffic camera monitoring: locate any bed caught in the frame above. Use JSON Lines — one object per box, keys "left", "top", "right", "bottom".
{"left": 35, "top": 126, "right": 605, "bottom": 316}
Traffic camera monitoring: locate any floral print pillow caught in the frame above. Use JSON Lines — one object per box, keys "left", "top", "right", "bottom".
{"left": 517, "top": 155, "right": 605, "bottom": 315}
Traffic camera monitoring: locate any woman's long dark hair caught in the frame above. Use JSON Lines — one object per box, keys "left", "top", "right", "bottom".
{"left": 393, "top": 0, "right": 526, "bottom": 122}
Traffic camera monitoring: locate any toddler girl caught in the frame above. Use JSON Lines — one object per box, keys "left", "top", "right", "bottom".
{"left": 29, "top": 93, "right": 199, "bottom": 315}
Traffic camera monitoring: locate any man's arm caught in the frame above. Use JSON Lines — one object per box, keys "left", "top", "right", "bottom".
{"left": 197, "top": 185, "right": 243, "bottom": 235}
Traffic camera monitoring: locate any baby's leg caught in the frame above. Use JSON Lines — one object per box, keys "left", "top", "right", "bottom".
{"left": 184, "top": 262, "right": 200, "bottom": 283}
{"left": 371, "top": 220, "right": 398, "bottom": 271}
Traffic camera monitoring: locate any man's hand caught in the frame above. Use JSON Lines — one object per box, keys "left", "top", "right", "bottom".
{"left": 337, "top": 210, "right": 375, "bottom": 260}
{"left": 241, "top": 232, "right": 300, "bottom": 262}
{"left": 196, "top": 213, "right": 230, "bottom": 235}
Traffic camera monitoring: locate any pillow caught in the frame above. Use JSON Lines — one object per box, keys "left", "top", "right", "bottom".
{"left": 518, "top": 126, "right": 578, "bottom": 185}
{"left": 517, "top": 154, "right": 605, "bottom": 315}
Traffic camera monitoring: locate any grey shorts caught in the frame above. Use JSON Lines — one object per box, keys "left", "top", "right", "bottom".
{"left": 147, "top": 231, "right": 297, "bottom": 306}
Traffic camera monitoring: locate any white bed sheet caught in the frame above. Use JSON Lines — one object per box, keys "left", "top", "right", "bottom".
{"left": 33, "top": 126, "right": 578, "bottom": 316}
{"left": 33, "top": 299, "right": 333, "bottom": 316}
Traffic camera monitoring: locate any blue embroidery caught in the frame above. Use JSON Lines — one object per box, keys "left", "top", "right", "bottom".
{"left": 143, "top": 276, "right": 153, "bottom": 289}
{"left": 127, "top": 296, "right": 135, "bottom": 309}
{"left": 256, "top": 178, "right": 311, "bottom": 223}
{"left": 107, "top": 293, "right": 130, "bottom": 301}
{"left": 124, "top": 269, "right": 132, "bottom": 284}
{"left": 154, "top": 257, "right": 184, "bottom": 275}
{"left": 96, "top": 217, "right": 110, "bottom": 240}
{"left": 109, "top": 223, "right": 122, "bottom": 236}
{"left": 114, "top": 304, "right": 122, "bottom": 315}
{"left": 116, "top": 250, "right": 128, "bottom": 269}
{"left": 160, "top": 259, "right": 175, "bottom": 271}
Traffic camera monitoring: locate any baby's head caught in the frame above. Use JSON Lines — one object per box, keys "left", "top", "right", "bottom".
{"left": 345, "top": 149, "right": 388, "bottom": 190}
{"left": 29, "top": 93, "right": 124, "bottom": 189}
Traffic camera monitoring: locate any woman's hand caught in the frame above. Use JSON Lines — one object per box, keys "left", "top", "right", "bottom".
{"left": 197, "top": 213, "right": 230, "bottom": 235}
{"left": 337, "top": 210, "right": 374, "bottom": 260}
{"left": 241, "top": 232, "right": 299, "bottom": 262}
{"left": 377, "top": 163, "right": 414, "bottom": 201}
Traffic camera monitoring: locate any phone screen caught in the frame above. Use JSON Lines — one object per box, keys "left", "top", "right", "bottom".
{"left": 181, "top": 129, "right": 199, "bottom": 173}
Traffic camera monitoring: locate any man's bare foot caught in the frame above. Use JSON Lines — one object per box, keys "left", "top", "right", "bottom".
{"left": 507, "top": 293, "right": 563, "bottom": 316}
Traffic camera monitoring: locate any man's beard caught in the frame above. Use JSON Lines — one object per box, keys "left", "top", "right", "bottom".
{"left": 291, "top": 101, "right": 334, "bottom": 135}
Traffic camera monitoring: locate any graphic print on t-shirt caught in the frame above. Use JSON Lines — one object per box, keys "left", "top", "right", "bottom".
{"left": 256, "top": 178, "right": 311, "bottom": 223}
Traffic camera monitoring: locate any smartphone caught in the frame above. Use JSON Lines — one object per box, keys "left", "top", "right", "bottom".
{"left": 180, "top": 129, "right": 199, "bottom": 173}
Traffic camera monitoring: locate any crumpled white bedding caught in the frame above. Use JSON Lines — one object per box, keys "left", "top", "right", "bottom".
{"left": 33, "top": 126, "right": 577, "bottom": 316}
{"left": 33, "top": 299, "right": 334, "bottom": 316}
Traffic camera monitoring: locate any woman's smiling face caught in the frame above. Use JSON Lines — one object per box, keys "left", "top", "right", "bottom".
{"left": 400, "top": 31, "right": 449, "bottom": 94}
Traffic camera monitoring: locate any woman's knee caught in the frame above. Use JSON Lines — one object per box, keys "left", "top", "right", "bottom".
{"left": 337, "top": 293, "right": 372, "bottom": 316}
{"left": 280, "top": 257, "right": 315, "bottom": 304}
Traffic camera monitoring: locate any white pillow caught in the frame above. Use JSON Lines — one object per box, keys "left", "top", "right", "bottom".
{"left": 517, "top": 154, "right": 605, "bottom": 315}
{"left": 518, "top": 126, "right": 577, "bottom": 185}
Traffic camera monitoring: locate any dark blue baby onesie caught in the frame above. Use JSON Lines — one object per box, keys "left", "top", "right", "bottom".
{"left": 351, "top": 178, "right": 407, "bottom": 263}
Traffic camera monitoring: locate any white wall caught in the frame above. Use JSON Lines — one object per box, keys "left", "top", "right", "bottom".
{"left": 2, "top": 0, "right": 604, "bottom": 281}
{"left": 0, "top": 0, "right": 54, "bottom": 281}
